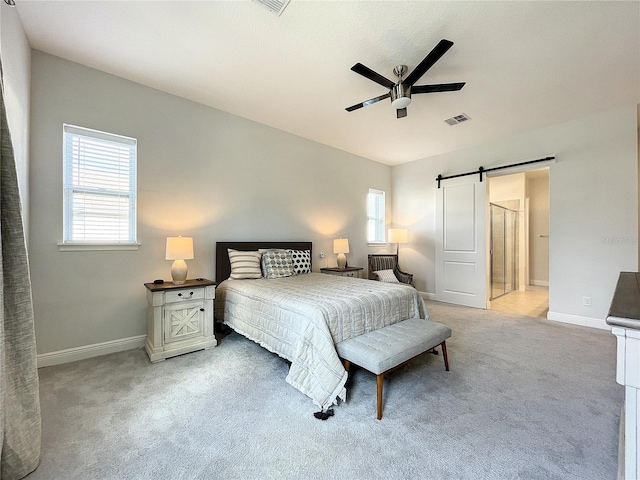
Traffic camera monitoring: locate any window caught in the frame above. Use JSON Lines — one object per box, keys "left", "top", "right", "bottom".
{"left": 63, "top": 124, "right": 137, "bottom": 246}
{"left": 367, "top": 188, "right": 386, "bottom": 243}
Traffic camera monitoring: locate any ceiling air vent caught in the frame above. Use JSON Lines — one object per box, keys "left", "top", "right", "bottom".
{"left": 253, "top": 0, "right": 291, "bottom": 16}
{"left": 445, "top": 113, "right": 471, "bottom": 126}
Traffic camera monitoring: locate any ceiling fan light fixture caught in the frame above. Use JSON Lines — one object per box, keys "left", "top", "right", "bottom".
{"left": 391, "top": 83, "right": 411, "bottom": 109}
{"left": 391, "top": 96, "right": 411, "bottom": 109}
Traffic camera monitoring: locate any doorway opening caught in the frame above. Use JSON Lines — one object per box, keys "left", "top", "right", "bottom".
{"left": 487, "top": 168, "right": 549, "bottom": 317}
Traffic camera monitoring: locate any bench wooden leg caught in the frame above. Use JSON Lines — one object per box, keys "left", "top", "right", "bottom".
{"left": 376, "top": 374, "right": 384, "bottom": 420}
{"left": 441, "top": 341, "right": 450, "bottom": 371}
{"left": 344, "top": 360, "right": 351, "bottom": 372}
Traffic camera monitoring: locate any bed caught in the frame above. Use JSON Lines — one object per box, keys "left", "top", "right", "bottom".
{"left": 214, "top": 241, "right": 428, "bottom": 410}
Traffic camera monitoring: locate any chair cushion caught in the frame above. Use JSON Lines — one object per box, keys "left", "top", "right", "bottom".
{"left": 336, "top": 318, "right": 451, "bottom": 375}
{"left": 375, "top": 269, "right": 399, "bottom": 283}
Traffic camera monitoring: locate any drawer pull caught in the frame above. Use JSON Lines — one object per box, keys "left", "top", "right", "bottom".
{"left": 178, "top": 291, "right": 194, "bottom": 298}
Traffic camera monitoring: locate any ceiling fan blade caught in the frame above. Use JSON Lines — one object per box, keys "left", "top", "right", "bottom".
{"left": 351, "top": 63, "right": 395, "bottom": 89}
{"left": 403, "top": 39, "right": 454, "bottom": 87}
{"left": 345, "top": 93, "right": 391, "bottom": 112}
{"left": 412, "top": 82, "right": 466, "bottom": 94}
{"left": 396, "top": 108, "right": 407, "bottom": 119}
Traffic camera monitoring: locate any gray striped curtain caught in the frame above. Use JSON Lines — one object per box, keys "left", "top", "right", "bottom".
{"left": 0, "top": 59, "right": 41, "bottom": 479}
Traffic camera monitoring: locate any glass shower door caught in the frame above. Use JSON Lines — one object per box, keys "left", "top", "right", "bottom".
{"left": 490, "top": 203, "right": 517, "bottom": 299}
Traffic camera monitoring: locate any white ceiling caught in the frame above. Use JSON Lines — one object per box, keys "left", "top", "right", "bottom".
{"left": 14, "top": 1, "right": 640, "bottom": 166}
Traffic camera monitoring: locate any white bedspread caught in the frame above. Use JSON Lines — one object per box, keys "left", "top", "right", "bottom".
{"left": 215, "top": 273, "right": 427, "bottom": 410}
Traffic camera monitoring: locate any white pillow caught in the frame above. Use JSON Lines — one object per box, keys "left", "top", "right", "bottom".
{"left": 375, "top": 269, "right": 399, "bottom": 283}
{"left": 228, "top": 249, "right": 262, "bottom": 279}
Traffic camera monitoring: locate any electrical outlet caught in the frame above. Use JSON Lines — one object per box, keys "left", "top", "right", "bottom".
{"left": 319, "top": 252, "right": 326, "bottom": 259}
{"left": 583, "top": 296, "right": 592, "bottom": 307}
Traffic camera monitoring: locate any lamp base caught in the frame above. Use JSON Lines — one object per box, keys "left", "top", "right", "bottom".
{"left": 337, "top": 253, "right": 347, "bottom": 269}
{"left": 171, "top": 259, "right": 188, "bottom": 284}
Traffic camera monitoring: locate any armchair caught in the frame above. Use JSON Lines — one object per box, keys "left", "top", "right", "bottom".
{"left": 368, "top": 254, "right": 414, "bottom": 287}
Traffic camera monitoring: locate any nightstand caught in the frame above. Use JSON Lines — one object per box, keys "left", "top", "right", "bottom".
{"left": 320, "top": 266, "right": 363, "bottom": 278}
{"left": 143, "top": 279, "right": 217, "bottom": 362}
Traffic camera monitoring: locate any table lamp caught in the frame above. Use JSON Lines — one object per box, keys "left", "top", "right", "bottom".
{"left": 333, "top": 238, "right": 349, "bottom": 269}
{"left": 166, "top": 236, "right": 194, "bottom": 284}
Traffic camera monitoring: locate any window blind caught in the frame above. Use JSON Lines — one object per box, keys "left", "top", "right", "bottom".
{"left": 367, "top": 188, "right": 385, "bottom": 243}
{"left": 63, "top": 124, "right": 137, "bottom": 244}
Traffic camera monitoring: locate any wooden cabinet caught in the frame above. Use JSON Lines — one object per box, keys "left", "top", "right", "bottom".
{"left": 144, "top": 279, "right": 217, "bottom": 362}
{"left": 320, "top": 266, "right": 363, "bottom": 278}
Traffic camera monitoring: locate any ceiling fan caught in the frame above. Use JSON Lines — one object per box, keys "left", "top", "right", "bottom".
{"left": 346, "top": 39, "right": 465, "bottom": 119}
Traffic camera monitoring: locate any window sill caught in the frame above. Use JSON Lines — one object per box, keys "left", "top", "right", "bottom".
{"left": 58, "top": 242, "right": 141, "bottom": 252}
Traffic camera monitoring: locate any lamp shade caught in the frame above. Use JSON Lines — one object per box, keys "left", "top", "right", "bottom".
{"left": 165, "top": 236, "right": 194, "bottom": 260}
{"left": 388, "top": 228, "right": 408, "bottom": 244}
{"left": 333, "top": 238, "right": 350, "bottom": 254}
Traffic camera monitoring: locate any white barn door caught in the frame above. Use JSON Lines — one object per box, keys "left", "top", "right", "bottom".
{"left": 435, "top": 175, "right": 487, "bottom": 308}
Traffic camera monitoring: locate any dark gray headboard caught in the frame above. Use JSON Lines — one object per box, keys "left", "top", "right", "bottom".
{"left": 216, "top": 241, "right": 312, "bottom": 283}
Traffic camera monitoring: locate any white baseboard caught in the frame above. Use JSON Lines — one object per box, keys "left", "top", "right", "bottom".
{"left": 531, "top": 280, "right": 549, "bottom": 287}
{"left": 420, "top": 291, "right": 436, "bottom": 301}
{"left": 547, "top": 311, "right": 609, "bottom": 331}
{"left": 37, "top": 334, "right": 146, "bottom": 368}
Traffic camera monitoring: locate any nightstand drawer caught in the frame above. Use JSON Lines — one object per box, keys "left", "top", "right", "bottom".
{"left": 165, "top": 288, "right": 204, "bottom": 303}
{"left": 320, "top": 267, "right": 363, "bottom": 278}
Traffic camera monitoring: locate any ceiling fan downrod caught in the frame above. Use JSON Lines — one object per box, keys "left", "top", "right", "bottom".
{"left": 391, "top": 65, "right": 412, "bottom": 109}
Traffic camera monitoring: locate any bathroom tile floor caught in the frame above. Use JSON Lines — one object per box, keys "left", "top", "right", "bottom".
{"left": 489, "top": 285, "right": 549, "bottom": 318}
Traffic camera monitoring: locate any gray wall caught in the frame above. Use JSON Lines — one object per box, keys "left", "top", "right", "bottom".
{"left": 29, "top": 51, "right": 391, "bottom": 354}
{"left": 26, "top": 49, "right": 639, "bottom": 354}
{"left": 392, "top": 105, "right": 638, "bottom": 325}
{"left": 0, "top": 2, "right": 31, "bottom": 236}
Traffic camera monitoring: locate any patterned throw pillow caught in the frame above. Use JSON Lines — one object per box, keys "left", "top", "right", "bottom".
{"left": 375, "top": 269, "right": 399, "bottom": 283}
{"left": 288, "top": 249, "right": 311, "bottom": 274}
{"left": 261, "top": 249, "right": 295, "bottom": 279}
{"left": 228, "top": 249, "right": 262, "bottom": 279}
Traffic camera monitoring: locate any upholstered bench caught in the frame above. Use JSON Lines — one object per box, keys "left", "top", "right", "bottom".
{"left": 336, "top": 318, "right": 451, "bottom": 419}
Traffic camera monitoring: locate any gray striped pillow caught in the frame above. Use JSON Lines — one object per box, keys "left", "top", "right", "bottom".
{"left": 228, "top": 249, "right": 262, "bottom": 279}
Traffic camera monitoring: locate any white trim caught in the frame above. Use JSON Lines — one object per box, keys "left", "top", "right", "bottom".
{"left": 530, "top": 279, "right": 549, "bottom": 287}
{"left": 420, "top": 291, "right": 437, "bottom": 301}
{"left": 58, "top": 242, "right": 141, "bottom": 251}
{"left": 547, "top": 311, "right": 610, "bottom": 331}
{"left": 64, "top": 124, "right": 136, "bottom": 145}
{"left": 37, "top": 334, "right": 146, "bottom": 368}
